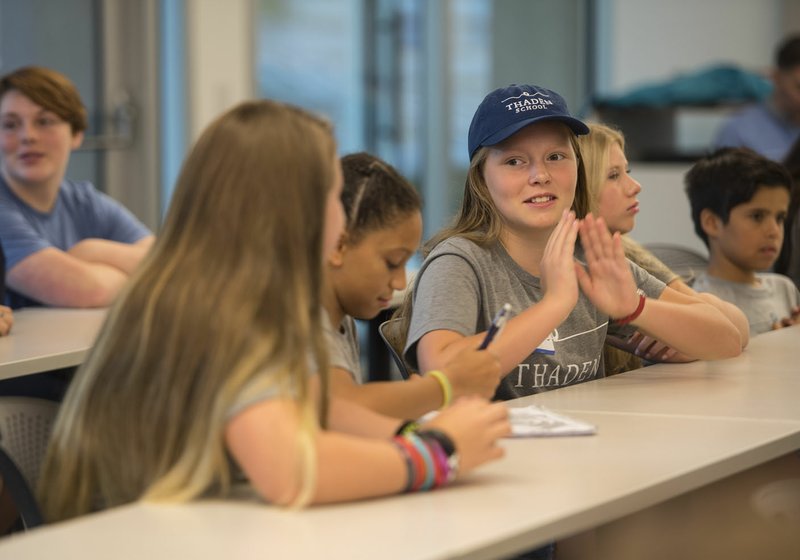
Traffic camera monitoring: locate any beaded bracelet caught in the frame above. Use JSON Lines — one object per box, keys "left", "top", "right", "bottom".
{"left": 426, "top": 370, "right": 453, "bottom": 408}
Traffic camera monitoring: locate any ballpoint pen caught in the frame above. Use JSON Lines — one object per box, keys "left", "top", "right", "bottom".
{"left": 479, "top": 303, "right": 512, "bottom": 350}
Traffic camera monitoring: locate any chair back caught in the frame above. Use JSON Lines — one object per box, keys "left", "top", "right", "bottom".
{"left": 378, "top": 318, "right": 414, "bottom": 380}
{"left": 643, "top": 243, "right": 709, "bottom": 284}
{"left": 0, "top": 396, "right": 60, "bottom": 530}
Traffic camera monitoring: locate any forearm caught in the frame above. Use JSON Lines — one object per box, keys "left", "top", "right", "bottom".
{"left": 669, "top": 280, "right": 749, "bottom": 350}
{"left": 8, "top": 255, "right": 128, "bottom": 307}
{"left": 68, "top": 236, "right": 153, "bottom": 274}
{"left": 311, "top": 432, "right": 407, "bottom": 503}
{"left": 227, "top": 399, "right": 406, "bottom": 506}
{"left": 632, "top": 299, "right": 742, "bottom": 360}
{"left": 694, "top": 293, "right": 750, "bottom": 349}
{"left": 330, "top": 374, "right": 444, "bottom": 420}
{"left": 418, "top": 294, "right": 570, "bottom": 376}
{"left": 326, "top": 396, "right": 402, "bottom": 438}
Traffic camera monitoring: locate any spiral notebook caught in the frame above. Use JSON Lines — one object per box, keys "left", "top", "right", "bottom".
{"left": 507, "top": 404, "right": 596, "bottom": 437}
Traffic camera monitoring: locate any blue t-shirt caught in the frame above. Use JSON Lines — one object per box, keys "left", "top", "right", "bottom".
{"left": 713, "top": 102, "right": 800, "bottom": 162}
{"left": 0, "top": 176, "right": 152, "bottom": 307}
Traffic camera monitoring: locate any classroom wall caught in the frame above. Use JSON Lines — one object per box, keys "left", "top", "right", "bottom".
{"left": 596, "top": 0, "right": 783, "bottom": 96}
{"left": 185, "top": 0, "right": 256, "bottom": 142}
{"left": 594, "top": 0, "right": 795, "bottom": 253}
{"left": 627, "top": 163, "right": 704, "bottom": 254}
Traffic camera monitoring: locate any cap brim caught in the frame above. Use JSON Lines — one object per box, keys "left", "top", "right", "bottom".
{"left": 475, "top": 115, "right": 590, "bottom": 158}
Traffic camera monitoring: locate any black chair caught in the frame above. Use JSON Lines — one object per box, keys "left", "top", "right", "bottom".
{"left": 0, "top": 396, "right": 60, "bottom": 530}
{"left": 643, "top": 243, "right": 709, "bottom": 284}
{"left": 377, "top": 318, "right": 413, "bottom": 380}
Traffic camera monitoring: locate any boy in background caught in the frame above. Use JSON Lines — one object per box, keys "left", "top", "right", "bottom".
{"left": 685, "top": 147, "right": 800, "bottom": 335}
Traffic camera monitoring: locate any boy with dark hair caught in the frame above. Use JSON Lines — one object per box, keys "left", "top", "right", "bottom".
{"left": 686, "top": 147, "right": 800, "bottom": 334}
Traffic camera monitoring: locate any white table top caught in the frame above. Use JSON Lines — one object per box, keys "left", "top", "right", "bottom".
{"left": 0, "top": 307, "right": 107, "bottom": 381}
{"left": 1, "top": 325, "right": 798, "bottom": 559}
{"left": 525, "top": 323, "right": 800, "bottom": 423}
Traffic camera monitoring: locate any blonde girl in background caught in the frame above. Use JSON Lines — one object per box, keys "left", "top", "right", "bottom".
{"left": 39, "top": 100, "right": 509, "bottom": 522}
{"left": 576, "top": 123, "right": 749, "bottom": 372}
{"left": 324, "top": 152, "right": 503, "bottom": 419}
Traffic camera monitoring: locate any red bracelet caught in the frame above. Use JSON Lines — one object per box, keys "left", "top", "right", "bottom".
{"left": 613, "top": 290, "right": 646, "bottom": 325}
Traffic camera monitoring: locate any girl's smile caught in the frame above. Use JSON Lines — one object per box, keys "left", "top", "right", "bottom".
{"left": 482, "top": 121, "right": 578, "bottom": 236}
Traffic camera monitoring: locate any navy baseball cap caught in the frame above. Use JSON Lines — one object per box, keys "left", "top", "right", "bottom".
{"left": 467, "top": 84, "right": 589, "bottom": 160}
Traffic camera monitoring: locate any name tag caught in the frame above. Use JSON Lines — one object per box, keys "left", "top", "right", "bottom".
{"left": 535, "top": 333, "right": 556, "bottom": 355}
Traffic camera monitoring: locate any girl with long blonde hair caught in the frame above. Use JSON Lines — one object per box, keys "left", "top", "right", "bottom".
{"left": 39, "top": 99, "right": 509, "bottom": 522}
{"left": 576, "top": 122, "right": 749, "bottom": 371}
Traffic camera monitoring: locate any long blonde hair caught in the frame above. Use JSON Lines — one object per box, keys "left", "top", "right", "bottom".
{"left": 575, "top": 122, "right": 625, "bottom": 215}
{"left": 39, "top": 100, "right": 335, "bottom": 520}
{"left": 575, "top": 122, "right": 644, "bottom": 375}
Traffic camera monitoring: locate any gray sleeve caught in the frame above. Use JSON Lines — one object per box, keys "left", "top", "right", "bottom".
{"left": 404, "top": 253, "right": 482, "bottom": 369}
{"left": 631, "top": 258, "right": 667, "bottom": 299}
{"left": 776, "top": 274, "right": 800, "bottom": 309}
{"left": 326, "top": 316, "right": 363, "bottom": 384}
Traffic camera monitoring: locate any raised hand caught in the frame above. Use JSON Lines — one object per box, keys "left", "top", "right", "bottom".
{"left": 539, "top": 210, "right": 580, "bottom": 310}
{"left": 575, "top": 213, "right": 640, "bottom": 319}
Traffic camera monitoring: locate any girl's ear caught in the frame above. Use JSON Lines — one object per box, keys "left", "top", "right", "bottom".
{"left": 328, "top": 233, "right": 349, "bottom": 267}
{"left": 699, "top": 208, "right": 722, "bottom": 239}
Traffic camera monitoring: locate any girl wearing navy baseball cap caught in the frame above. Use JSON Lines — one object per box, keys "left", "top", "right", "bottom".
{"left": 399, "top": 84, "right": 744, "bottom": 402}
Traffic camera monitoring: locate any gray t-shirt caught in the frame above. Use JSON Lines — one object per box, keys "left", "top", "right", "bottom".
{"left": 692, "top": 271, "right": 800, "bottom": 336}
{"left": 405, "top": 237, "right": 666, "bottom": 400}
{"left": 325, "top": 314, "right": 363, "bottom": 384}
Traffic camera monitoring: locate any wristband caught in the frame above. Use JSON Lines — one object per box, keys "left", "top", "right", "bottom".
{"left": 392, "top": 437, "right": 416, "bottom": 492}
{"left": 394, "top": 420, "right": 419, "bottom": 436}
{"left": 406, "top": 433, "right": 435, "bottom": 491}
{"left": 613, "top": 289, "right": 646, "bottom": 326}
{"left": 393, "top": 436, "right": 424, "bottom": 492}
{"left": 426, "top": 370, "right": 453, "bottom": 408}
{"left": 418, "top": 429, "right": 460, "bottom": 484}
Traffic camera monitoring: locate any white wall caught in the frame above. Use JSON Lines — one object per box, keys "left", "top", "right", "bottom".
{"left": 597, "top": 0, "right": 783, "bottom": 95}
{"left": 628, "top": 163, "right": 706, "bottom": 255}
{"left": 186, "top": 0, "right": 255, "bottom": 141}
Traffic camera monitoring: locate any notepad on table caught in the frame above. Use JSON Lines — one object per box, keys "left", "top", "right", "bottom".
{"left": 507, "top": 404, "right": 596, "bottom": 437}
